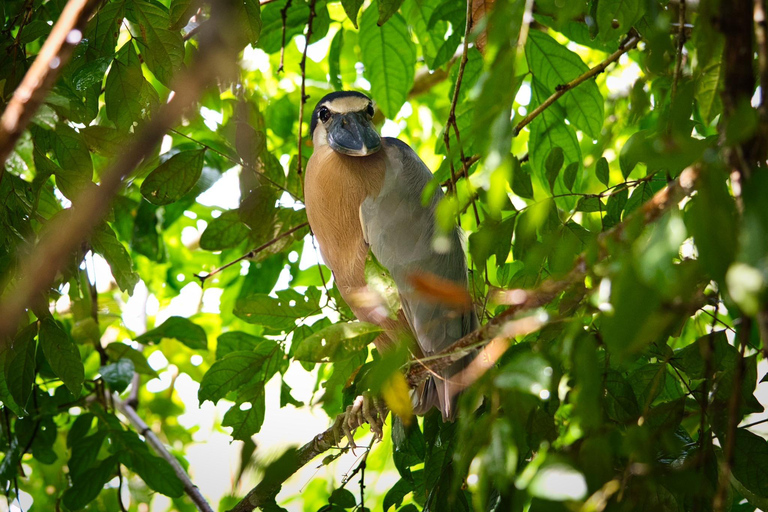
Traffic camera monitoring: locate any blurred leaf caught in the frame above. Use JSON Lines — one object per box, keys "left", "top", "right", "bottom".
{"left": 105, "top": 343, "right": 158, "bottom": 377}
{"left": 330, "top": 488, "right": 357, "bottom": 508}
{"left": 596, "top": 157, "right": 610, "bottom": 187}
{"left": 62, "top": 455, "right": 118, "bottom": 510}
{"left": 329, "top": 28, "right": 344, "bottom": 90}
{"left": 359, "top": 8, "right": 416, "bottom": 118}
{"left": 545, "top": 147, "right": 564, "bottom": 192}
{"left": 563, "top": 161, "right": 578, "bottom": 191}
{"left": 597, "top": 0, "right": 644, "bottom": 42}
{"left": 39, "top": 318, "right": 84, "bottom": 396}
{"left": 105, "top": 42, "right": 160, "bottom": 131}
{"left": 140, "top": 149, "right": 206, "bottom": 205}
{"left": 223, "top": 393, "right": 266, "bottom": 441}
{"left": 136, "top": 316, "right": 208, "bottom": 350}
{"left": 99, "top": 359, "right": 135, "bottom": 393}
{"left": 341, "top": 0, "right": 364, "bottom": 26}
{"left": 132, "top": 0, "right": 185, "bottom": 88}
{"left": 200, "top": 210, "right": 251, "bottom": 251}
{"left": 91, "top": 223, "right": 140, "bottom": 294}
{"left": 731, "top": 429, "right": 768, "bottom": 500}
{"left": 294, "top": 322, "right": 382, "bottom": 362}
{"left": 5, "top": 325, "right": 37, "bottom": 412}
{"left": 112, "top": 430, "right": 184, "bottom": 497}
{"left": 378, "top": 0, "right": 404, "bottom": 25}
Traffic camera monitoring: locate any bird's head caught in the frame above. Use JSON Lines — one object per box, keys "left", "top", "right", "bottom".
{"left": 310, "top": 91, "right": 381, "bottom": 157}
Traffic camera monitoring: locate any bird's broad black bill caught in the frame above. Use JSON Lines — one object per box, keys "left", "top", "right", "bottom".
{"left": 327, "top": 112, "right": 381, "bottom": 156}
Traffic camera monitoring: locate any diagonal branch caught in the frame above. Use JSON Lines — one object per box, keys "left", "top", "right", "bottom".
{"left": 113, "top": 395, "right": 214, "bottom": 512}
{"left": 514, "top": 32, "right": 642, "bottom": 136}
{"left": 228, "top": 165, "right": 701, "bottom": 512}
{"left": 0, "top": 0, "right": 101, "bottom": 169}
{"left": 0, "top": 0, "right": 241, "bottom": 342}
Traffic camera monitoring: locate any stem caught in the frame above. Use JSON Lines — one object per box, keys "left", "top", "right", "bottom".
{"left": 295, "top": 0, "right": 317, "bottom": 198}
{"left": 514, "top": 33, "right": 641, "bottom": 136}
{"left": 671, "top": 0, "right": 687, "bottom": 101}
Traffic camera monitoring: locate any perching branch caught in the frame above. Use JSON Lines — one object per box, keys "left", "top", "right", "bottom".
{"left": 514, "top": 32, "right": 642, "bottom": 136}
{"left": 0, "top": 0, "right": 101, "bottom": 169}
{"left": 407, "top": 165, "right": 700, "bottom": 385}
{"left": 113, "top": 395, "right": 214, "bottom": 512}
{"left": 0, "top": 0, "right": 241, "bottom": 341}
{"left": 229, "top": 166, "right": 701, "bottom": 512}
{"left": 194, "top": 221, "right": 309, "bottom": 285}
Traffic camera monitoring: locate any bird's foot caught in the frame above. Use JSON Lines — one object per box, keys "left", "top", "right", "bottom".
{"left": 331, "top": 391, "right": 389, "bottom": 450}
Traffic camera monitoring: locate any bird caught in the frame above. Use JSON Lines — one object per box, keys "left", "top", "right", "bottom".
{"left": 304, "top": 90, "right": 477, "bottom": 425}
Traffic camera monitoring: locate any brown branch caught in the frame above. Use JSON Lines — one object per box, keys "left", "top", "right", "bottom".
{"left": 0, "top": 0, "right": 241, "bottom": 342}
{"left": 194, "top": 221, "right": 309, "bottom": 285}
{"left": 514, "top": 32, "right": 642, "bottom": 136}
{"left": 671, "top": 0, "right": 687, "bottom": 101}
{"left": 755, "top": 0, "right": 768, "bottom": 119}
{"left": 439, "top": 154, "right": 481, "bottom": 188}
{"left": 407, "top": 165, "right": 700, "bottom": 385}
{"left": 227, "top": 166, "right": 701, "bottom": 512}
{"left": 277, "top": 0, "right": 293, "bottom": 73}
{"left": 228, "top": 427, "right": 341, "bottom": 512}
{"left": 0, "top": 0, "right": 101, "bottom": 169}
{"left": 295, "top": 0, "right": 316, "bottom": 194}
{"left": 113, "top": 395, "right": 214, "bottom": 512}
{"left": 713, "top": 318, "right": 751, "bottom": 512}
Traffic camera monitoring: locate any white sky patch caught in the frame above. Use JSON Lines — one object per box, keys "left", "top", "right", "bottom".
{"left": 241, "top": 45, "right": 272, "bottom": 73}
{"left": 299, "top": 233, "right": 323, "bottom": 270}
{"left": 201, "top": 287, "right": 223, "bottom": 314}
{"left": 147, "top": 350, "right": 169, "bottom": 372}
{"left": 160, "top": 134, "right": 173, "bottom": 154}
{"left": 200, "top": 106, "right": 223, "bottom": 131}
{"left": 381, "top": 119, "right": 402, "bottom": 138}
{"left": 197, "top": 167, "right": 241, "bottom": 209}
{"left": 516, "top": 81, "right": 532, "bottom": 106}
{"left": 155, "top": 282, "right": 202, "bottom": 324}
{"left": 606, "top": 54, "right": 643, "bottom": 98}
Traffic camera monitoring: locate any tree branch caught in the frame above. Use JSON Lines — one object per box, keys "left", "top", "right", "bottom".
{"left": 294, "top": 0, "right": 316, "bottom": 195}
{"left": 0, "top": 0, "right": 241, "bottom": 342}
{"left": 514, "top": 32, "right": 642, "bottom": 136}
{"left": 113, "top": 395, "right": 214, "bottom": 512}
{"left": 228, "top": 166, "right": 701, "bottom": 512}
{"left": 0, "top": 0, "right": 101, "bottom": 169}
{"left": 194, "top": 221, "right": 309, "bottom": 286}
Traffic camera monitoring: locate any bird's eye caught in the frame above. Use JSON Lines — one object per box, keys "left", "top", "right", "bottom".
{"left": 318, "top": 107, "right": 331, "bottom": 122}
{"left": 366, "top": 103, "right": 374, "bottom": 117}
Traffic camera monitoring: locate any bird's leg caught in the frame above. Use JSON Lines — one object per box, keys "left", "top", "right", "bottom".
{"left": 331, "top": 391, "right": 389, "bottom": 450}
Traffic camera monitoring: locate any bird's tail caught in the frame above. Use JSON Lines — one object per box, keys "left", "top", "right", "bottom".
{"left": 412, "top": 351, "right": 476, "bottom": 421}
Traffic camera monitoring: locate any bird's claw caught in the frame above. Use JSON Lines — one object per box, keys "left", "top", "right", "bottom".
{"left": 331, "top": 392, "right": 389, "bottom": 451}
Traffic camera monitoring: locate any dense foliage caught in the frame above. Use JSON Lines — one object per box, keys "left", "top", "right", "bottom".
{"left": 1, "top": 0, "right": 767, "bottom": 510}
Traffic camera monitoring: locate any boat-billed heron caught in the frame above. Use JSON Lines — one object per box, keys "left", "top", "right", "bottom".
{"left": 304, "top": 91, "right": 477, "bottom": 426}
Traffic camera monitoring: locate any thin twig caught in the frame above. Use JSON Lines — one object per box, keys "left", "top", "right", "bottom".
{"left": 194, "top": 222, "right": 309, "bottom": 285}
{"left": 514, "top": 32, "right": 642, "bottom": 136}
{"left": 295, "top": 0, "right": 317, "bottom": 196}
{"left": 713, "top": 317, "right": 751, "bottom": 512}
{"left": 277, "top": 0, "right": 292, "bottom": 73}
{"left": 113, "top": 395, "right": 214, "bottom": 512}
{"left": 671, "top": 0, "right": 687, "bottom": 101}
{"left": 0, "top": 0, "right": 101, "bottom": 169}
{"left": 0, "top": 0, "right": 241, "bottom": 342}
{"left": 755, "top": 0, "right": 768, "bottom": 118}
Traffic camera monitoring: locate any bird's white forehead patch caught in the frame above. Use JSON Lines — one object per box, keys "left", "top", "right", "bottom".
{"left": 322, "top": 96, "right": 371, "bottom": 113}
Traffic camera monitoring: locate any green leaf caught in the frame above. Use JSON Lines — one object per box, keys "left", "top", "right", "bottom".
{"left": 604, "top": 370, "right": 640, "bottom": 423}
{"left": 384, "top": 478, "right": 413, "bottom": 511}
{"left": 105, "top": 42, "right": 160, "bottom": 131}
{"left": 112, "top": 430, "right": 183, "bottom": 497}
{"left": 512, "top": 160, "right": 534, "bottom": 199}
{"left": 575, "top": 196, "right": 605, "bottom": 212}
{"left": 235, "top": 290, "right": 321, "bottom": 332}
{"left": 596, "top": 157, "right": 610, "bottom": 187}
{"left": 100, "top": 359, "right": 135, "bottom": 393}
{"left": 62, "top": 455, "right": 118, "bottom": 510}
{"left": 377, "top": 0, "right": 404, "bottom": 25}
{"left": 597, "top": 0, "right": 645, "bottom": 42}
{"left": 39, "top": 318, "right": 84, "bottom": 396}
{"left": 404, "top": 0, "right": 445, "bottom": 71}
{"left": 52, "top": 124, "right": 94, "bottom": 198}
{"left": 132, "top": 0, "right": 185, "bottom": 88}
{"left": 619, "top": 130, "right": 648, "bottom": 179}
{"left": 258, "top": 0, "right": 314, "bottom": 53}
{"left": 563, "top": 161, "right": 579, "bottom": 191}
{"left": 525, "top": 30, "right": 604, "bottom": 139}
{"left": 545, "top": 147, "right": 564, "bottom": 192}
{"left": 359, "top": 8, "right": 416, "bottom": 118}
{"left": 216, "top": 331, "right": 274, "bottom": 359}
{"left": 528, "top": 79, "right": 582, "bottom": 201}
{"left": 140, "top": 149, "right": 206, "bottom": 205}
{"left": 170, "top": 0, "right": 196, "bottom": 29}
{"left": 136, "top": 316, "right": 208, "bottom": 350}
{"left": 695, "top": 41, "right": 724, "bottom": 124}
{"left": 494, "top": 347, "right": 552, "bottom": 396}
{"left": 72, "top": 57, "right": 111, "bottom": 91}
{"left": 341, "top": 0, "right": 364, "bottom": 26}
{"left": 731, "top": 429, "right": 768, "bottom": 499}
{"left": 235, "top": 0, "right": 262, "bottom": 46}
{"left": 199, "top": 210, "right": 251, "bottom": 251}
{"left": 328, "top": 28, "right": 344, "bottom": 91}
{"left": 198, "top": 351, "right": 268, "bottom": 404}
{"left": 105, "top": 343, "right": 157, "bottom": 377}
{"left": 5, "top": 325, "right": 37, "bottom": 412}
{"left": 223, "top": 394, "right": 266, "bottom": 441}
{"left": 90, "top": 223, "right": 140, "bottom": 294}
{"left": 294, "top": 322, "right": 382, "bottom": 362}
{"left": 331, "top": 488, "right": 358, "bottom": 507}
{"left": 80, "top": 125, "right": 124, "bottom": 157}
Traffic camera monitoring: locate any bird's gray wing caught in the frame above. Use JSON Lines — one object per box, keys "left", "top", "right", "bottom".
{"left": 360, "top": 138, "right": 477, "bottom": 420}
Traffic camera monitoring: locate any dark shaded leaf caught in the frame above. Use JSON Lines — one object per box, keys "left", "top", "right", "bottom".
{"left": 136, "top": 316, "right": 208, "bottom": 350}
